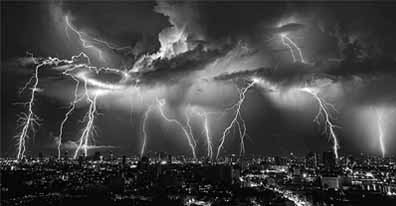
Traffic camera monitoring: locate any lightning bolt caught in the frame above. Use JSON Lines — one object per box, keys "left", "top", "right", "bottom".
{"left": 280, "top": 34, "right": 297, "bottom": 63}
{"left": 298, "top": 87, "right": 339, "bottom": 159}
{"left": 157, "top": 99, "right": 197, "bottom": 159}
{"left": 18, "top": 76, "right": 35, "bottom": 96}
{"left": 65, "top": 16, "right": 104, "bottom": 61}
{"left": 140, "top": 102, "right": 155, "bottom": 157}
{"left": 185, "top": 109, "right": 198, "bottom": 149}
{"left": 65, "top": 15, "right": 134, "bottom": 62}
{"left": 201, "top": 113, "right": 213, "bottom": 159}
{"left": 15, "top": 53, "right": 89, "bottom": 160}
{"left": 216, "top": 81, "right": 255, "bottom": 159}
{"left": 15, "top": 63, "right": 42, "bottom": 160}
{"left": 56, "top": 75, "right": 81, "bottom": 160}
{"left": 280, "top": 33, "right": 305, "bottom": 63}
{"left": 15, "top": 14, "right": 315, "bottom": 161}
{"left": 375, "top": 108, "right": 385, "bottom": 158}
{"left": 189, "top": 107, "right": 214, "bottom": 159}
{"left": 14, "top": 51, "right": 126, "bottom": 159}
{"left": 91, "top": 37, "right": 134, "bottom": 55}
{"left": 73, "top": 79, "right": 101, "bottom": 159}
{"left": 237, "top": 114, "right": 248, "bottom": 156}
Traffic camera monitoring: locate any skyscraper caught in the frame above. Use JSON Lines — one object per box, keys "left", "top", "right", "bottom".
{"left": 323, "top": 151, "right": 336, "bottom": 170}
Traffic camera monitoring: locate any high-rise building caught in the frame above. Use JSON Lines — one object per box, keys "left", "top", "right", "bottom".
{"left": 167, "top": 154, "right": 172, "bottom": 164}
{"left": 109, "top": 152, "right": 114, "bottom": 161}
{"left": 306, "top": 152, "right": 318, "bottom": 168}
{"left": 323, "top": 151, "right": 336, "bottom": 170}
{"left": 78, "top": 155, "right": 84, "bottom": 166}
{"left": 198, "top": 165, "right": 236, "bottom": 185}
{"left": 122, "top": 155, "right": 126, "bottom": 167}
{"left": 93, "top": 151, "right": 101, "bottom": 161}
{"left": 275, "top": 156, "right": 287, "bottom": 166}
{"left": 138, "top": 156, "right": 149, "bottom": 170}
{"left": 38, "top": 152, "right": 43, "bottom": 161}
{"left": 321, "top": 175, "right": 340, "bottom": 189}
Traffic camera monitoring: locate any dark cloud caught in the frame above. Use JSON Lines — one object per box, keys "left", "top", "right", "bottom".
{"left": 196, "top": 2, "right": 286, "bottom": 41}
{"left": 61, "top": 1, "right": 169, "bottom": 57}
{"left": 3, "top": 1, "right": 396, "bottom": 156}
{"left": 137, "top": 44, "right": 234, "bottom": 86}
{"left": 340, "top": 76, "right": 396, "bottom": 107}
{"left": 213, "top": 63, "right": 324, "bottom": 87}
{"left": 326, "top": 60, "right": 396, "bottom": 77}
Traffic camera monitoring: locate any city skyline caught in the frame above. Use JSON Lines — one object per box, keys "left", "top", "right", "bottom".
{"left": 2, "top": 1, "right": 396, "bottom": 205}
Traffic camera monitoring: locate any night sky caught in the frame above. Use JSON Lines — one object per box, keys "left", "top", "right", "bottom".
{"left": 2, "top": 0, "right": 396, "bottom": 158}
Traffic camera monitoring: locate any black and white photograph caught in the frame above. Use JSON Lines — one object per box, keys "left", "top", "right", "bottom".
{"left": 1, "top": 0, "right": 396, "bottom": 205}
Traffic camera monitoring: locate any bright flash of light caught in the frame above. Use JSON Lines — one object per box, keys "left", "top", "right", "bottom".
{"left": 56, "top": 75, "right": 81, "bottom": 159}
{"left": 65, "top": 16, "right": 134, "bottom": 62}
{"left": 75, "top": 71, "right": 125, "bottom": 90}
{"left": 15, "top": 63, "right": 42, "bottom": 160}
{"left": 298, "top": 87, "right": 339, "bottom": 159}
{"left": 280, "top": 33, "right": 305, "bottom": 63}
{"left": 140, "top": 102, "right": 156, "bottom": 157}
{"left": 216, "top": 81, "right": 255, "bottom": 159}
{"left": 91, "top": 37, "right": 134, "bottom": 54}
{"left": 188, "top": 107, "right": 214, "bottom": 159}
{"left": 157, "top": 99, "right": 197, "bottom": 159}
{"left": 15, "top": 53, "right": 89, "bottom": 160}
{"left": 14, "top": 51, "right": 130, "bottom": 159}
{"left": 185, "top": 109, "right": 198, "bottom": 149}
{"left": 201, "top": 113, "right": 213, "bottom": 159}
{"left": 73, "top": 80, "right": 101, "bottom": 159}
{"left": 280, "top": 33, "right": 296, "bottom": 62}
{"left": 375, "top": 108, "right": 385, "bottom": 158}
{"left": 65, "top": 16, "right": 104, "bottom": 61}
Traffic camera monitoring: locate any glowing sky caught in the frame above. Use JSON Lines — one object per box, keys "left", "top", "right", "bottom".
{"left": 2, "top": 1, "right": 396, "bottom": 158}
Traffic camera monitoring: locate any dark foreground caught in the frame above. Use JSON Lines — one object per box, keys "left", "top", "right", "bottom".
{"left": 1, "top": 154, "right": 396, "bottom": 206}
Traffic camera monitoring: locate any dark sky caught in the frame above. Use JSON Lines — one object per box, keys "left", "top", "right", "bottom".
{"left": 2, "top": 1, "right": 396, "bottom": 158}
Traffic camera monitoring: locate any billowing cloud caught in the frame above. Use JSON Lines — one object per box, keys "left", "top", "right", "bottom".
{"left": 3, "top": 1, "right": 396, "bottom": 156}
